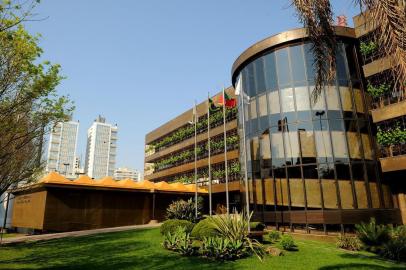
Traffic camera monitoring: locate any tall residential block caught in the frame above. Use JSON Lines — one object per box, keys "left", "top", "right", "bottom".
{"left": 46, "top": 121, "right": 79, "bottom": 178}
{"left": 85, "top": 116, "right": 118, "bottom": 179}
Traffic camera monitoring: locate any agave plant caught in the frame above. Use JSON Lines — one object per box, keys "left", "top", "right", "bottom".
{"left": 207, "top": 211, "right": 265, "bottom": 261}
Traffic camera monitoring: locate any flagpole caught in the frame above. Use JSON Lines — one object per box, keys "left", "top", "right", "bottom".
{"left": 239, "top": 76, "right": 250, "bottom": 232}
{"left": 207, "top": 92, "right": 212, "bottom": 216}
{"left": 222, "top": 87, "right": 229, "bottom": 214}
{"left": 193, "top": 101, "right": 198, "bottom": 219}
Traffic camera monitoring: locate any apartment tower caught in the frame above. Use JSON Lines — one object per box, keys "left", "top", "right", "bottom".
{"left": 46, "top": 121, "right": 79, "bottom": 178}
{"left": 85, "top": 116, "right": 118, "bottom": 179}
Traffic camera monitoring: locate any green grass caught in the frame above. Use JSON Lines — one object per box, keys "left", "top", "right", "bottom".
{"left": 0, "top": 228, "right": 404, "bottom": 270}
{"left": 0, "top": 233, "right": 24, "bottom": 239}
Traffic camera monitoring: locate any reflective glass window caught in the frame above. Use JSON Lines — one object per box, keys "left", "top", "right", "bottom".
{"left": 268, "top": 91, "right": 281, "bottom": 127}
{"left": 315, "top": 131, "right": 333, "bottom": 162}
{"left": 311, "top": 88, "right": 327, "bottom": 119}
{"left": 331, "top": 131, "right": 349, "bottom": 160}
{"left": 290, "top": 45, "right": 306, "bottom": 84}
{"left": 258, "top": 93, "right": 268, "bottom": 130}
{"left": 336, "top": 43, "right": 348, "bottom": 81}
{"left": 326, "top": 85, "right": 341, "bottom": 118}
{"left": 295, "top": 86, "right": 311, "bottom": 111}
{"left": 254, "top": 58, "right": 266, "bottom": 94}
{"left": 280, "top": 88, "right": 295, "bottom": 113}
{"left": 271, "top": 133, "right": 285, "bottom": 168}
{"left": 264, "top": 53, "right": 278, "bottom": 91}
{"left": 284, "top": 131, "right": 300, "bottom": 166}
{"left": 246, "top": 63, "right": 256, "bottom": 96}
{"left": 339, "top": 86, "right": 353, "bottom": 112}
{"left": 276, "top": 48, "right": 291, "bottom": 87}
{"left": 304, "top": 43, "right": 316, "bottom": 81}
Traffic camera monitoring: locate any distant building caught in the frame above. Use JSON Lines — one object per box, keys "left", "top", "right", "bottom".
{"left": 74, "top": 156, "right": 85, "bottom": 175}
{"left": 46, "top": 121, "right": 79, "bottom": 178}
{"left": 85, "top": 116, "right": 118, "bottom": 179}
{"left": 114, "top": 167, "right": 140, "bottom": 181}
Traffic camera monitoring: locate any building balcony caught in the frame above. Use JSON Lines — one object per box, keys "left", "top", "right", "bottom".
{"left": 363, "top": 55, "right": 396, "bottom": 78}
{"left": 144, "top": 149, "right": 239, "bottom": 181}
{"left": 353, "top": 10, "right": 378, "bottom": 38}
{"left": 145, "top": 120, "right": 237, "bottom": 163}
{"left": 380, "top": 154, "right": 406, "bottom": 173}
{"left": 371, "top": 99, "right": 406, "bottom": 123}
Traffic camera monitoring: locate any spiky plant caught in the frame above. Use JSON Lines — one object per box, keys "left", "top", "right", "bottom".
{"left": 208, "top": 211, "right": 265, "bottom": 261}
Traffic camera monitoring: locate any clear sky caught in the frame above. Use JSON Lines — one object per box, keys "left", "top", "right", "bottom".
{"left": 25, "top": 0, "right": 359, "bottom": 175}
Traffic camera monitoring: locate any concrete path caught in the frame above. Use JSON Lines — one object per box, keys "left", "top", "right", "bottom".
{"left": 0, "top": 223, "right": 161, "bottom": 246}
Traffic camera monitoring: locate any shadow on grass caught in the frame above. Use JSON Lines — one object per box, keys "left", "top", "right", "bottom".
{"left": 318, "top": 263, "right": 402, "bottom": 270}
{"left": 0, "top": 229, "right": 239, "bottom": 270}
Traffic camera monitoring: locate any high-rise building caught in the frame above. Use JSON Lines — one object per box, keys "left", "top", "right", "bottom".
{"left": 85, "top": 116, "right": 118, "bottom": 179}
{"left": 46, "top": 121, "right": 79, "bottom": 178}
{"left": 114, "top": 167, "right": 140, "bottom": 181}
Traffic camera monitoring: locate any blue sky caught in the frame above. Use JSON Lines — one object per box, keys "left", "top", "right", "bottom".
{"left": 25, "top": 0, "right": 359, "bottom": 174}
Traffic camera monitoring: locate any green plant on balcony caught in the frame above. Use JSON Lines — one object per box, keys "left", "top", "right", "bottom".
{"left": 367, "top": 81, "right": 391, "bottom": 99}
{"left": 360, "top": 41, "right": 378, "bottom": 57}
{"left": 377, "top": 125, "right": 406, "bottom": 157}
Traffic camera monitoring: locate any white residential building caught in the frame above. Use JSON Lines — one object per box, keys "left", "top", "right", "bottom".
{"left": 85, "top": 116, "right": 118, "bottom": 179}
{"left": 114, "top": 167, "right": 140, "bottom": 181}
{"left": 46, "top": 121, "right": 79, "bottom": 178}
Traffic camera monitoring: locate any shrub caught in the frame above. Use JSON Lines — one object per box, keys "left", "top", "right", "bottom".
{"left": 208, "top": 211, "right": 265, "bottom": 261}
{"left": 200, "top": 236, "right": 248, "bottom": 261}
{"left": 162, "top": 227, "right": 196, "bottom": 255}
{"left": 280, "top": 234, "right": 296, "bottom": 251}
{"left": 381, "top": 226, "right": 406, "bottom": 262}
{"left": 250, "top": 222, "right": 265, "bottom": 231}
{"left": 191, "top": 218, "right": 219, "bottom": 240}
{"left": 166, "top": 198, "right": 202, "bottom": 223}
{"left": 267, "top": 230, "right": 281, "bottom": 243}
{"left": 355, "top": 218, "right": 391, "bottom": 251}
{"left": 160, "top": 219, "right": 194, "bottom": 235}
{"left": 336, "top": 234, "right": 362, "bottom": 251}
{"left": 360, "top": 41, "right": 378, "bottom": 56}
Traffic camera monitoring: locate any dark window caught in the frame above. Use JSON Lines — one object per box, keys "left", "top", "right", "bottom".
{"left": 287, "top": 166, "right": 302, "bottom": 178}
{"left": 246, "top": 63, "right": 256, "bottom": 96}
{"left": 336, "top": 163, "right": 351, "bottom": 179}
{"left": 351, "top": 163, "right": 365, "bottom": 180}
{"left": 336, "top": 43, "right": 348, "bottom": 81}
{"left": 329, "top": 119, "right": 345, "bottom": 131}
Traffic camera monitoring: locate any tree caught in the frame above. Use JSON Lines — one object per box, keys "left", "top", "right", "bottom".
{"left": 0, "top": 1, "right": 73, "bottom": 195}
{"left": 291, "top": 0, "right": 406, "bottom": 100}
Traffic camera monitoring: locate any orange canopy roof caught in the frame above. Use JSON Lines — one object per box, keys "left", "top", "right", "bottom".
{"left": 34, "top": 172, "right": 207, "bottom": 194}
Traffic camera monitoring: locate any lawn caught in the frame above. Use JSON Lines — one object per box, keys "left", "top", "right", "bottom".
{"left": 0, "top": 228, "right": 404, "bottom": 270}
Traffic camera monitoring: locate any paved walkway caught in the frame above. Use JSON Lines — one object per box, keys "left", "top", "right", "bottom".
{"left": 0, "top": 223, "right": 161, "bottom": 246}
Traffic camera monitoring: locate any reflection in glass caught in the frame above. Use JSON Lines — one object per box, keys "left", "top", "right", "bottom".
{"left": 264, "top": 53, "right": 278, "bottom": 91}
{"left": 290, "top": 45, "right": 306, "bottom": 83}
{"left": 280, "top": 88, "right": 295, "bottom": 113}
{"left": 254, "top": 58, "right": 266, "bottom": 94}
{"left": 284, "top": 131, "right": 300, "bottom": 165}
{"left": 271, "top": 133, "right": 285, "bottom": 168}
{"left": 276, "top": 48, "right": 291, "bottom": 87}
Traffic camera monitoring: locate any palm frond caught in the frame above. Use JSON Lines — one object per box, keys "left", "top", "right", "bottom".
{"left": 292, "top": 0, "right": 336, "bottom": 103}
{"left": 355, "top": 0, "right": 406, "bottom": 98}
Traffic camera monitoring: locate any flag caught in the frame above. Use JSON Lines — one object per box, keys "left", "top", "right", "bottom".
{"left": 209, "top": 98, "right": 221, "bottom": 113}
{"left": 217, "top": 91, "right": 236, "bottom": 108}
{"left": 234, "top": 75, "right": 242, "bottom": 95}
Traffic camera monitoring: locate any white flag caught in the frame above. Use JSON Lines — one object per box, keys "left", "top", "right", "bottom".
{"left": 234, "top": 75, "right": 242, "bottom": 96}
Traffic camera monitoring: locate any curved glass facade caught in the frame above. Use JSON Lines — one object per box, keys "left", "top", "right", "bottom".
{"left": 235, "top": 40, "right": 394, "bottom": 227}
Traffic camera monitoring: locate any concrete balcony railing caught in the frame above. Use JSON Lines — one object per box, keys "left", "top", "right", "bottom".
{"left": 371, "top": 99, "right": 406, "bottom": 123}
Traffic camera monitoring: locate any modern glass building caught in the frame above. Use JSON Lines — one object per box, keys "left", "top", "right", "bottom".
{"left": 231, "top": 27, "right": 401, "bottom": 231}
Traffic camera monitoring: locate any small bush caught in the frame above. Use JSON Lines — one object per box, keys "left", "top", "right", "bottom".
{"left": 200, "top": 236, "right": 248, "bottom": 261}
{"left": 250, "top": 222, "right": 265, "bottom": 231}
{"left": 355, "top": 218, "right": 391, "bottom": 251}
{"left": 336, "top": 234, "right": 362, "bottom": 251}
{"left": 162, "top": 227, "right": 196, "bottom": 255}
{"left": 267, "top": 230, "right": 281, "bottom": 243}
{"left": 280, "top": 234, "right": 296, "bottom": 251}
{"left": 191, "top": 218, "right": 219, "bottom": 240}
{"left": 160, "top": 219, "right": 194, "bottom": 235}
{"left": 381, "top": 226, "right": 406, "bottom": 262}
{"left": 166, "top": 197, "right": 203, "bottom": 223}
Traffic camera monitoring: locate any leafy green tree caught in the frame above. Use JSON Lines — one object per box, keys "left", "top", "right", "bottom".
{"left": 0, "top": 1, "right": 73, "bottom": 195}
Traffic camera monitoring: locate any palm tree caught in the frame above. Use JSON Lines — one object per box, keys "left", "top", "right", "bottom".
{"left": 291, "top": 0, "right": 406, "bottom": 101}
